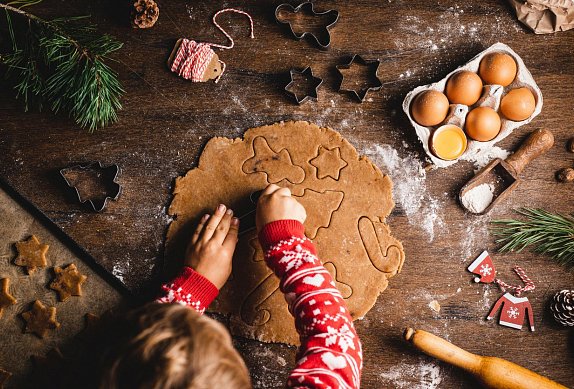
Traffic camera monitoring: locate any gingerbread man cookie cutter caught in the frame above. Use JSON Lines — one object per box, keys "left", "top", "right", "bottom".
{"left": 275, "top": 2, "right": 339, "bottom": 50}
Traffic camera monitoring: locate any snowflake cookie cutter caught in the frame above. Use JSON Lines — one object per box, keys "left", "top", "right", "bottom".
{"left": 284, "top": 67, "right": 323, "bottom": 104}
{"left": 275, "top": 2, "right": 339, "bottom": 50}
{"left": 60, "top": 162, "right": 121, "bottom": 212}
{"left": 336, "top": 55, "right": 383, "bottom": 102}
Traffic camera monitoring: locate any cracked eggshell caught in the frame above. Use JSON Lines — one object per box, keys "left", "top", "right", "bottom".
{"left": 402, "top": 42, "right": 543, "bottom": 168}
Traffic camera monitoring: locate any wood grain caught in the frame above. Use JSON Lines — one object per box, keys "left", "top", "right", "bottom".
{"left": 1, "top": 1, "right": 573, "bottom": 387}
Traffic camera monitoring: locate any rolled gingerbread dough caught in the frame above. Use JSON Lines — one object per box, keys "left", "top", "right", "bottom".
{"left": 165, "top": 121, "right": 405, "bottom": 345}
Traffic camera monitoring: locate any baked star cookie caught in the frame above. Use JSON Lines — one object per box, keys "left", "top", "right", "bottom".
{"left": 14, "top": 235, "right": 49, "bottom": 274}
{"left": 22, "top": 300, "right": 60, "bottom": 338}
{"left": 0, "top": 278, "right": 17, "bottom": 319}
{"left": 50, "top": 264, "right": 87, "bottom": 301}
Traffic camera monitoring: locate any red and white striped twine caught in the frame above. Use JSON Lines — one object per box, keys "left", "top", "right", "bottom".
{"left": 495, "top": 266, "right": 535, "bottom": 296}
{"left": 170, "top": 8, "right": 254, "bottom": 83}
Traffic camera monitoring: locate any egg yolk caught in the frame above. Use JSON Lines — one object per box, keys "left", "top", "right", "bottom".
{"left": 431, "top": 125, "right": 467, "bottom": 161}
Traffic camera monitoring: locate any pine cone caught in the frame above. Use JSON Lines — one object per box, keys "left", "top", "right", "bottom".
{"left": 132, "top": 0, "right": 159, "bottom": 29}
{"left": 550, "top": 290, "right": 574, "bottom": 326}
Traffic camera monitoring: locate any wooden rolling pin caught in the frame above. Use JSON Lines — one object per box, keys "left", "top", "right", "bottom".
{"left": 403, "top": 328, "right": 567, "bottom": 389}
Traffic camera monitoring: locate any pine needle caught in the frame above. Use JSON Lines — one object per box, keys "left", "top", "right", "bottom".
{"left": 0, "top": 3, "right": 124, "bottom": 131}
{"left": 491, "top": 208, "right": 574, "bottom": 269}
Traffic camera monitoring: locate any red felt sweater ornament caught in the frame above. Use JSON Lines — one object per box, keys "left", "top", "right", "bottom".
{"left": 467, "top": 251, "right": 536, "bottom": 332}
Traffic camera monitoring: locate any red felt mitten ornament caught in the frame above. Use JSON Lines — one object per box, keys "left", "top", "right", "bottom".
{"left": 467, "top": 250, "right": 496, "bottom": 283}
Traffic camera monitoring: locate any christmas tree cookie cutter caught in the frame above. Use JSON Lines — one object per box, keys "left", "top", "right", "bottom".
{"left": 275, "top": 2, "right": 339, "bottom": 50}
{"left": 336, "top": 55, "right": 383, "bottom": 102}
{"left": 284, "top": 66, "right": 323, "bottom": 104}
{"left": 60, "top": 162, "right": 121, "bottom": 212}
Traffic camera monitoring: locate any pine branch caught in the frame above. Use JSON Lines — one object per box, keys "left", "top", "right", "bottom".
{"left": 0, "top": 2, "right": 124, "bottom": 131}
{"left": 491, "top": 208, "right": 574, "bottom": 269}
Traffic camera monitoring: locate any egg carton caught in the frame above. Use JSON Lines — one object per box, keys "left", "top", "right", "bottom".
{"left": 402, "top": 42, "right": 543, "bottom": 168}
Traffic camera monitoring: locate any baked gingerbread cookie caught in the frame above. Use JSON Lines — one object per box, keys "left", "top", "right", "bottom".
{"left": 0, "top": 278, "right": 17, "bottom": 319}
{"left": 165, "top": 121, "right": 405, "bottom": 345}
{"left": 14, "top": 235, "right": 49, "bottom": 274}
{"left": 21, "top": 300, "right": 60, "bottom": 338}
{"left": 50, "top": 264, "right": 87, "bottom": 301}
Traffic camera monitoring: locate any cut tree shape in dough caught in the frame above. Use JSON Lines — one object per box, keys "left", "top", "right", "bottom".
{"left": 242, "top": 136, "right": 305, "bottom": 184}
{"left": 296, "top": 189, "right": 344, "bottom": 239}
{"left": 165, "top": 121, "right": 405, "bottom": 345}
{"left": 310, "top": 146, "right": 348, "bottom": 180}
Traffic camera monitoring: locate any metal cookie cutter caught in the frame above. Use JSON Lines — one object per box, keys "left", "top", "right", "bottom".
{"left": 60, "top": 162, "right": 121, "bottom": 212}
{"left": 237, "top": 190, "right": 263, "bottom": 236}
{"left": 336, "top": 55, "right": 383, "bottom": 102}
{"left": 275, "top": 2, "right": 339, "bottom": 50}
{"left": 285, "top": 67, "right": 323, "bottom": 104}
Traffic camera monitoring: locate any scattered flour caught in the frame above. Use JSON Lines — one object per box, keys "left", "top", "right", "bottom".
{"left": 112, "top": 263, "right": 127, "bottom": 283}
{"left": 379, "top": 359, "right": 443, "bottom": 389}
{"left": 463, "top": 144, "right": 510, "bottom": 171}
{"left": 460, "top": 183, "right": 494, "bottom": 214}
{"left": 458, "top": 216, "right": 491, "bottom": 262}
{"left": 363, "top": 144, "right": 444, "bottom": 242}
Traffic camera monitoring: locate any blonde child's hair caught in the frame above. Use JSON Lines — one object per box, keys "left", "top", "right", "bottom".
{"left": 99, "top": 302, "right": 252, "bottom": 389}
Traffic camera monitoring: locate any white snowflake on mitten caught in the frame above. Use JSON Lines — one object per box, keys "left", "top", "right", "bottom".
{"left": 479, "top": 264, "right": 492, "bottom": 276}
{"left": 507, "top": 306, "right": 519, "bottom": 319}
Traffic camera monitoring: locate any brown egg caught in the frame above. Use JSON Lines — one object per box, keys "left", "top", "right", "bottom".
{"left": 465, "top": 107, "right": 501, "bottom": 142}
{"left": 445, "top": 71, "right": 483, "bottom": 105}
{"left": 479, "top": 52, "right": 517, "bottom": 87}
{"left": 411, "top": 90, "right": 450, "bottom": 126}
{"left": 500, "top": 87, "right": 536, "bottom": 121}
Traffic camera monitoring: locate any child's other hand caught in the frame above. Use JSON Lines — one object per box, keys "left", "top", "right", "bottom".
{"left": 256, "top": 184, "right": 306, "bottom": 232}
{"left": 184, "top": 204, "right": 239, "bottom": 289}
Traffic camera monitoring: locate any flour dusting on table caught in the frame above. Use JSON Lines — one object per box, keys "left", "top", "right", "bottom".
{"left": 364, "top": 144, "right": 444, "bottom": 242}
{"left": 379, "top": 359, "right": 442, "bottom": 389}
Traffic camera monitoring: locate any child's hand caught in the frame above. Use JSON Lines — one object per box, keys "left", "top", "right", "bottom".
{"left": 184, "top": 204, "right": 239, "bottom": 289}
{"left": 256, "top": 184, "right": 306, "bottom": 232}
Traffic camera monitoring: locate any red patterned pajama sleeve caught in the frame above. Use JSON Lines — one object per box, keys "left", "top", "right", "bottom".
{"left": 259, "top": 220, "right": 363, "bottom": 389}
{"left": 156, "top": 266, "right": 219, "bottom": 314}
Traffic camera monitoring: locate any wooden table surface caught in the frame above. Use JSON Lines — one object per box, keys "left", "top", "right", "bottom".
{"left": 1, "top": 1, "right": 573, "bottom": 387}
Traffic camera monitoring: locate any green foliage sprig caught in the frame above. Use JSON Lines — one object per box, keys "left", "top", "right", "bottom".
{"left": 0, "top": 1, "right": 124, "bottom": 131}
{"left": 491, "top": 208, "right": 574, "bottom": 269}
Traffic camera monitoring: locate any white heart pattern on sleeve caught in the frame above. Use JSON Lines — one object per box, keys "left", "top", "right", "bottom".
{"left": 303, "top": 274, "right": 325, "bottom": 287}
{"left": 321, "top": 352, "right": 347, "bottom": 370}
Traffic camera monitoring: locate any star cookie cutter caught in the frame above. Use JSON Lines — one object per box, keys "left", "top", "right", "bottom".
{"left": 60, "top": 162, "right": 121, "bottom": 212}
{"left": 275, "top": 2, "right": 339, "bottom": 50}
{"left": 285, "top": 66, "right": 323, "bottom": 104}
{"left": 336, "top": 55, "right": 383, "bottom": 102}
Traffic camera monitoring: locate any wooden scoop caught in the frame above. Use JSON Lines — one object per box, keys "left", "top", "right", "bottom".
{"left": 404, "top": 328, "right": 568, "bottom": 389}
{"left": 459, "top": 128, "right": 554, "bottom": 215}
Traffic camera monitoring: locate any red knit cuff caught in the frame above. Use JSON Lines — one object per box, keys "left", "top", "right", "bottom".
{"left": 258, "top": 220, "right": 305, "bottom": 250}
{"left": 171, "top": 267, "right": 219, "bottom": 307}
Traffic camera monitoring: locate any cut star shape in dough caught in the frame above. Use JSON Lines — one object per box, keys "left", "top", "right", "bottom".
{"left": 50, "top": 263, "right": 87, "bottom": 301}
{"left": 22, "top": 300, "right": 60, "bottom": 338}
{"left": 310, "top": 146, "right": 348, "bottom": 180}
{"left": 0, "top": 278, "right": 17, "bottom": 319}
{"left": 14, "top": 235, "right": 49, "bottom": 274}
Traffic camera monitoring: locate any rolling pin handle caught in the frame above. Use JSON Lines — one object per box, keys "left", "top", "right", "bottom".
{"left": 506, "top": 128, "right": 554, "bottom": 175}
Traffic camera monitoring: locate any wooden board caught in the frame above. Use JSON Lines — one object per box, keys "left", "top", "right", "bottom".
{"left": 0, "top": 1, "right": 573, "bottom": 387}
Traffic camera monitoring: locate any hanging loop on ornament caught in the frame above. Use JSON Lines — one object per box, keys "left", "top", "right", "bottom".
{"left": 495, "top": 266, "right": 535, "bottom": 296}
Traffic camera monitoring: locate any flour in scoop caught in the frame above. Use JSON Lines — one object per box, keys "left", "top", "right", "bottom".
{"left": 461, "top": 184, "right": 494, "bottom": 213}
{"left": 461, "top": 183, "right": 494, "bottom": 214}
